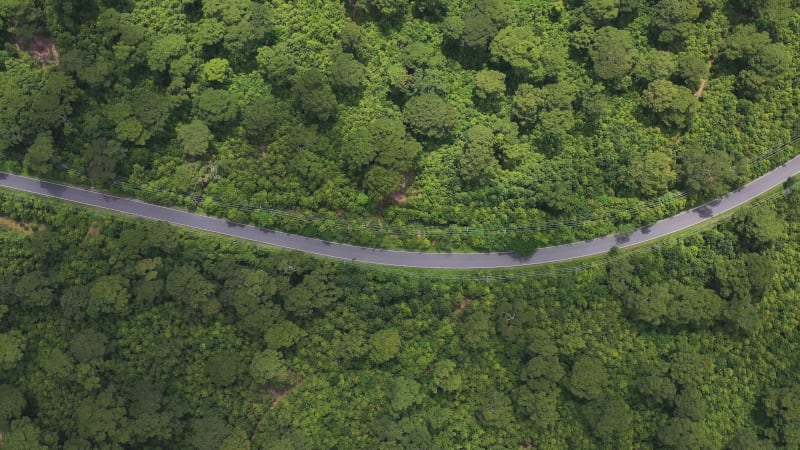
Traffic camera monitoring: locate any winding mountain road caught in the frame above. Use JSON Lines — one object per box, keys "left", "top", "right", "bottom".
{"left": 1, "top": 156, "right": 799, "bottom": 269}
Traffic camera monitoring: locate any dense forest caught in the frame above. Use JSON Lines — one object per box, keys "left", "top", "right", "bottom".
{"left": 1, "top": 177, "right": 800, "bottom": 448}
{"left": 0, "top": 0, "right": 798, "bottom": 252}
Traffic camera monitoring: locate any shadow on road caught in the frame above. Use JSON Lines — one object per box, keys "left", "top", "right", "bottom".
{"left": 40, "top": 181, "right": 66, "bottom": 196}
{"left": 0, "top": 173, "right": 6, "bottom": 180}
{"left": 615, "top": 234, "right": 630, "bottom": 245}
{"left": 508, "top": 251, "right": 537, "bottom": 263}
{"left": 693, "top": 200, "right": 720, "bottom": 218}
{"left": 226, "top": 221, "right": 245, "bottom": 228}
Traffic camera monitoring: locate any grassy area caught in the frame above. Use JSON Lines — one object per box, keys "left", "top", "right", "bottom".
{"left": 0, "top": 216, "right": 42, "bottom": 234}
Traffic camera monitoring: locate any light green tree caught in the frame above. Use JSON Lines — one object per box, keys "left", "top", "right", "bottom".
{"left": 369, "top": 328, "right": 401, "bottom": 364}
{"left": 176, "top": 120, "right": 213, "bottom": 157}
{"left": 250, "top": 349, "right": 288, "bottom": 385}
{"left": 202, "top": 58, "right": 231, "bottom": 83}
{"left": 642, "top": 80, "right": 698, "bottom": 129}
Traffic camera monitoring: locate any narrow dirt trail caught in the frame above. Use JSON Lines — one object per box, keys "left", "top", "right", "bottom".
{"left": 694, "top": 55, "right": 718, "bottom": 98}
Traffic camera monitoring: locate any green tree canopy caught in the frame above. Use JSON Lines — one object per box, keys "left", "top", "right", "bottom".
{"left": 459, "top": 124, "right": 499, "bottom": 184}
{"left": 680, "top": 147, "right": 738, "bottom": 198}
{"left": 402, "top": 93, "right": 458, "bottom": 140}
{"left": 24, "top": 132, "right": 55, "bottom": 174}
{"left": 291, "top": 69, "right": 338, "bottom": 123}
{"left": 69, "top": 329, "right": 108, "bottom": 363}
{"left": 249, "top": 349, "right": 288, "bottom": 385}
{"left": 176, "top": 120, "right": 213, "bottom": 157}
{"left": 590, "top": 26, "right": 636, "bottom": 83}
{"left": 369, "top": 327, "right": 401, "bottom": 364}
{"left": 569, "top": 356, "right": 608, "bottom": 400}
{"left": 0, "top": 384, "right": 26, "bottom": 422}
{"left": 642, "top": 80, "right": 698, "bottom": 129}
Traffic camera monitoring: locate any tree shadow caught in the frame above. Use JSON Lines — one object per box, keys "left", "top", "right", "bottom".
{"left": 693, "top": 200, "right": 721, "bottom": 218}
{"left": 40, "top": 181, "right": 65, "bottom": 196}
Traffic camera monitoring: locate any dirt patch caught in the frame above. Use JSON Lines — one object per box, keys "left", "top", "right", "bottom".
{"left": 268, "top": 386, "right": 293, "bottom": 411}
{"left": 250, "top": 373, "right": 302, "bottom": 442}
{"left": 15, "top": 34, "right": 59, "bottom": 67}
{"left": 390, "top": 174, "right": 415, "bottom": 204}
{"left": 0, "top": 216, "right": 44, "bottom": 234}
{"left": 83, "top": 221, "right": 102, "bottom": 241}
{"left": 455, "top": 297, "right": 473, "bottom": 314}
{"left": 267, "top": 372, "right": 302, "bottom": 412}
{"left": 694, "top": 54, "right": 717, "bottom": 99}
{"left": 694, "top": 79, "right": 709, "bottom": 98}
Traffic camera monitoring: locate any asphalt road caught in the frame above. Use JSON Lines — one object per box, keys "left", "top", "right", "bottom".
{"left": 1, "top": 155, "right": 799, "bottom": 269}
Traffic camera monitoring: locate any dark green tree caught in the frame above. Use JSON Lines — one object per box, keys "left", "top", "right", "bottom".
{"left": 250, "top": 349, "right": 288, "bottom": 385}
{"left": 176, "top": 120, "right": 213, "bottom": 157}
{"left": 657, "top": 417, "right": 711, "bottom": 450}
{"left": 291, "top": 69, "right": 338, "bottom": 123}
{"left": 590, "top": 26, "right": 636, "bottom": 83}
{"left": 188, "top": 416, "right": 232, "bottom": 450}
{"left": 642, "top": 80, "right": 698, "bottom": 129}
{"left": 680, "top": 147, "right": 737, "bottom": 198}
{"left": 69, "top": 329, "right": 108, "bottom": 363}
{"left": 24, "top": 132, "right": 55, "bottom": 174}
{"left": 0, "top": 384, "right": 26, "bottom": 422}
{"left": 206, "top": 354, "right": 246, "bottom": 386}
{"left": 402, "top": 93, "right": 457, "bottom": 140}
{"left": 569, "top": 356, "right": 608, "bottom": 400}
{"left": 331, "top": 52, "right": 367, "bottom": 96}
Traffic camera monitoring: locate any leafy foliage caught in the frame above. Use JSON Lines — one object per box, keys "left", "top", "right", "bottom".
{"left": 0, "top": 186, "right": 798, "bottom": 447}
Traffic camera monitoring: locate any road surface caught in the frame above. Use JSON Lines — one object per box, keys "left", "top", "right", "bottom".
{"left": 1, "top": 156, "right": 799, "bottom": 269}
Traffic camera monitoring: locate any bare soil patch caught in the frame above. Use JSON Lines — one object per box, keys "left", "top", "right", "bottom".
{"left": 694, "top": 54, "right": 717, "bottom": 99}
{"left": 250, "top": 372, "right": 302, "bottom": 442}
{"left": 390, "top": 174, "right": 414, "bottom": 204}
{"left": 15, "top": 34, "right": 59, "bottom": 67}
{"left": 694, "top": 79, "right": 709, "bottom": 98}
{"left": 455, "top": 297, "right": 473, "bottom": 314}
{"left": 272, "top": 372, "right": 302, "bottom": 408}
{"left": 268, "top": 385, "right": 294, "bottom": 411}
{"left": 83, "top": 221, "right": 102, "bottom": 241}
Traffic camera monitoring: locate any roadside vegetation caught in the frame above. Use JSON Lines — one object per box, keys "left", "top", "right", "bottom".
{"left": 0, "top": 0, "right": 797, "bottom": 252}
{"left": 1, "top": 175, "right": 800, "bottom": 448}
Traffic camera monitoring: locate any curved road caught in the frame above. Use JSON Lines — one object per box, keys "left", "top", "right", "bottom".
{"left": 1, "top": 156, "right": 799, "bottom": 269}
